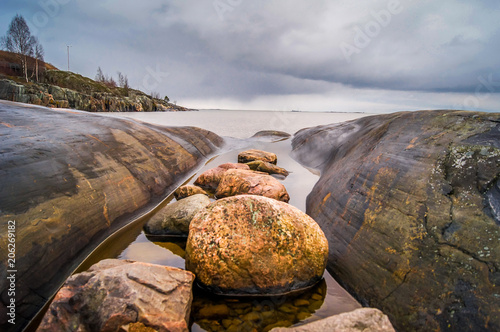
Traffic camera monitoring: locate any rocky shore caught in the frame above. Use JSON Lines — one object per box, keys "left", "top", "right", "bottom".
{"left": 292, "top": 110, "right": 500, "bottom": 331}
{"left": 0, "top": 70, "right": 192, "bottom": 112}
{"left": 0, "top": 100, "right": 222, "bottom": 332}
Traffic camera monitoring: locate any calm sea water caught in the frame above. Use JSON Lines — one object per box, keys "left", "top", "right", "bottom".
{"left": 84, "top": 110, "right": 374, "bottom": 331}
{"left": 103, "top": 109, "right": 372, "bottom": 139}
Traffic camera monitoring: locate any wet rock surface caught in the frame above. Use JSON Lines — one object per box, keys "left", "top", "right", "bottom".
{"left": 144, "top": 194, "right": 211, "bottom": 236}
{"left": 36, "top": 259, "right": 195, "bottom": 332}
{"left": 194, "top": 163, "right": 250, "bottom": 191}
{"left": 0, "top": 101, "right": 222, "bottom": 332}
{"left": 246, "top": 160, "right": 290, "bottom": 177}
{"left": 238, "top": 149, "right": 278, "bottom": 164}
{"left": 270, "top": 308, "right": 395, "bottom": 332}
{"left": 174, "top": 185, "right": 208, "bottom": 200}
{"left": 185, "top": 195, "right": 328, "bottom": 295}
{"left": 215, "top": 169, "right": 290, "bottom": 202}
{"left": 292, "top": 110, "right": 500, "bottom": 331}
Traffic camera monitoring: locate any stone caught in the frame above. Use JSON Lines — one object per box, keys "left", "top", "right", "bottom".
{"left": 185, "top": 195, "right": 328, "bottom": 295}
{"left": 215, "top": 169, "right": 290, "bottom": 202}
{"left": 144, "top": 194, "right": 211, "bottom": 235}
{"left": 246, "top": 160, "right": 289, "bottom": 177}
{"left": 238, "top": 149, "right": 278, "bottom": 164}
{"left": 174, "top": 185, "right": 208, "bottom": 200}
{"left": 194, "top": 162, "right": 250, "bottom": 190}
{"left": 269, "top": 308, "right": 395, "bottom": 332}
{"left": 36, "top": 259, "right": 195, "bottom": 332}
{"left": 0, "top": 101, "right": 222, "bottom": 332}
{"left": 292, "top": 110, "right": 500, "bottom": 331}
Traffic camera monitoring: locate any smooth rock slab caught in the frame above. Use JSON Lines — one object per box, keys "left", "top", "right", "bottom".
{"left": 270, "top": 308, "right": 395, "bottom": 332}
{"left": 36, "top": 259, "right": 195, "bottom": 332}
{"left": 194, "top": 163, "right": 250, "bottom": 190}
{"left": 185, "top": 195, "right": 328, "bottom": 295}
{"left": 292, "top": 110, "right": 500, "bottom": 331}
{"left": 215, "top": 169, "right": 290, "bottom": 202}
{"left": 174, "top": 185, "right": 208, "bottom": 200}
{"left": 144, "top": 194, "right": 211, "bottom": 235}
{"left": 0, "top": 101, "right": 222, "bottom": 332}
{"left": 238, "top": 149, "right": 278, "bottom": 164}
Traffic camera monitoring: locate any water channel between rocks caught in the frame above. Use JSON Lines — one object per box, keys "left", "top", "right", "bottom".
{"left": 74, "top": 135, "right": 361, "bottom": 332}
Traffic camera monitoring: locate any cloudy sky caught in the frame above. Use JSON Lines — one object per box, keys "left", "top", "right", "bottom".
{"left": 1, "top": 0, "right": 499, "bottom": 112}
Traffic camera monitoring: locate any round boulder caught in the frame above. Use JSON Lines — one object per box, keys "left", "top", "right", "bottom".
{"left": 185, "top": 195, "right": 328, "bottom": 295}
{"left": 144, "top": 194, "right": 211, "bottom": 236}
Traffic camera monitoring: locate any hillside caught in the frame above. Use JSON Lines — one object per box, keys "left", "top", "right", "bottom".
{"left": 0, "top": 50, "right": 191, "bottom": 112}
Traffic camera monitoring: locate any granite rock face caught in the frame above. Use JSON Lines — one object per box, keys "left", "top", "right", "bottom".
{"left": 270, "top": 308, "right": 395, "bottom": 332}
{"left": 36, "top": 259, "right": 195, "bottom": 332}
{"left": 194, "top": 163, "right": 250, "bottom": 190}
{"left": 215, "top": 169, "right": 290, "bottom": 202}
{"left": 185, "top": 195, "right": 328, "bottom": 295}
{"left": 0, "top": 101, "right": 222, "bottom": 332}
{"left": 0, "top": 76, "right": 190, "bottom": 112}
{"left": 144, "top": 194, "right": 211, "bottom": 236}
{"left": 292, "top": 110, "right": 500, "bottom": 331}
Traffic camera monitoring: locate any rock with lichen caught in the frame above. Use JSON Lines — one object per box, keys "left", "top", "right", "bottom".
{"left": 36, "top": 259, "right": 194, "bottom": 332}
{"left": 292, "top": 110, "right": 500, "bottom": 331}
{"left": 185, "top": 195, "right": 328, "bottom": 295}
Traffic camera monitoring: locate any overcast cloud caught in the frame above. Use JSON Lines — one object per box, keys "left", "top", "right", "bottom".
{"left": 1, "top": 0, "right": 499, "bottom": 112}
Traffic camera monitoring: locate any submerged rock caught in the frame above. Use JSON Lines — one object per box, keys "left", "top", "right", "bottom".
{"left": 270, "top": 308, "right": 395, "bottom": 332}
{"left": 36, "top": 259, "right": 195, "bottom": 332}
{"left": 238, "top": 149, "right": 278, "bottom": 164}
{"left": 185, "top": 195, "right": 328, "bottom": 295}
{"left": 215, "top": 169, "right": 290, "bottom": 202}
{"left": 0, "top": 101, "right": 222, "bottom": 332}
{"left": 194, "top": 163, "right": 250, "bottom": 190}
{"left": 246, "top": 160, "right": 290, "bottom": 177}
{"left": 292, "top": 110, "right": 500, "bottom": 331}
{"left": 144, "top": 194, "right": 211, "bottom": 236}
{"left": 174, "top": 185, "right": 208, "bottom": 200}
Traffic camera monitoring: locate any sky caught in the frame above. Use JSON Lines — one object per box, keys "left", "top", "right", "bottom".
{"left": 1, "top": 0, "right": 499, "bottom": 112}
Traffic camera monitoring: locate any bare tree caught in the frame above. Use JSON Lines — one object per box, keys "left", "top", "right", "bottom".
{"left": 95, "top": 67, "right": 105, "bottom": 82}
{"left": 117, "top": 71, "right": 129, "bottom": 90}
{"left": 33, "top": 37, "right": 44, "bottom": 82}
{"left": 1, "top": 15, "right": 36, "bottom": 82}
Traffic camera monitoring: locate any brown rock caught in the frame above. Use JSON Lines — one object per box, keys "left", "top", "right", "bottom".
{"left": 215, "top": 169, "right": 290, "bottom": 202}
{"left": 269, "top": 308, "right": 395, "bottom": 332}
{"left": 238, "top": 149, "right": 278, "bottom": 164}
{"left": 0, "top": 101, "right": 222, "bottom": 332}
{"left": 246, "top": 160, "right": 289, "bottom": 177}
{"left": 174, "top": 185, "right": 207, "bottom": 200}
{"left": 194, "top": 163, "right": 250, "bottom": 190}
{"left": 36, "top": 259, "right": 195, "bottom": 332}
{"left": 185, "top": 195, "right": 328, "bottom": 295}
{"left": 292, "top": 110, "right": 500, "bottom": 331}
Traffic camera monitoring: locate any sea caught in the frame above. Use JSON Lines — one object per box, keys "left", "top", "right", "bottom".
{"left": 91, "top": 110, "right": 375, "bottom": 331}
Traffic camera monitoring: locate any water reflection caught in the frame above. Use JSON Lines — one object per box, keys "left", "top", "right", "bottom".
{"left": 191, "top": 279, "right": 327, "bottom": 332}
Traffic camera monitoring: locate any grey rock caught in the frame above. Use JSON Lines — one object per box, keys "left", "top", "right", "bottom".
{"left": 270, "top": 308, "right": 395, "bottom": 332}
{"left": 145, "top": 194, "right": 211, "bottom": 235}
